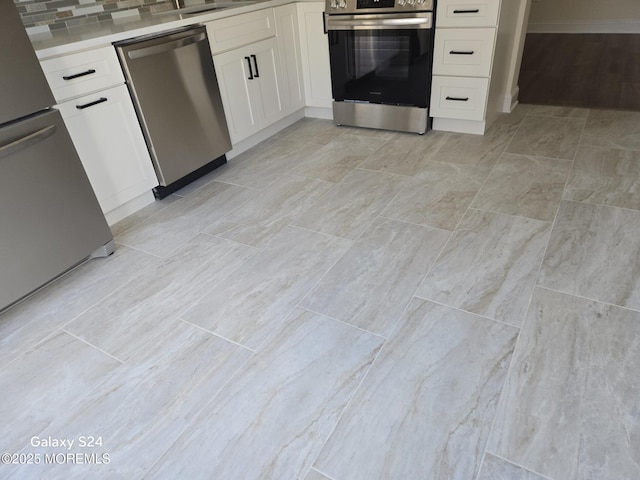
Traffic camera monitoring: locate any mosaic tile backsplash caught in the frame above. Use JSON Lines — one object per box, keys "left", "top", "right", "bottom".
{"left": 14, "top": 0, "right": 179, "bottom": 35}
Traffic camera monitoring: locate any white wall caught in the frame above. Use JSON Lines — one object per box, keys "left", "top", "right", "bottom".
{"left": 528, "top": 0, "right": 640, "bottom": 33}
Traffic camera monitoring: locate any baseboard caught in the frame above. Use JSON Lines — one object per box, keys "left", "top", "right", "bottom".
{"left": 432, "top": 117, "right": 487, "bottom": 135}
{"left": 528, "top": 21, "right": 640, "bottom": 34}
{"left": 226, "top": 110, "right": 305, "bottom": 160}
{"left": 304, "top": 106, "right": 333, "bottom": 120}
{"left": 503, "top": 86, "right": 520, "bottom": 113}
{"left": 104, "top": 190, "right": 155, "bottom": 226}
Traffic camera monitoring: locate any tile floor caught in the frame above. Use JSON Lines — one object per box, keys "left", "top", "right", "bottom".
{"left": 1, "top": 104, "right": 639, "bottom": 479}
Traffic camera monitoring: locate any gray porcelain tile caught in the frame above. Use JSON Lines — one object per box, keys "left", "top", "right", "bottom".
{"left": 304, "top": 469, "right": 332, "bottom": 480}
{"left": 182, "top": 226, "right": 351, "bottom": 349}
{"left": 435, "top": 116, "right": 522, "bottom": 170}
{"left": 0, "top": 331, "right": 121, "bottom": 453}
{"left": 538, "top": 200, "right": 640, "bottom": 310}
{"left": 292, "top": 169, "right": 406, "bottom": 240}
{"left": 478, "top": 454, "right": 549, "bottom": 480}
{"left": 214, "top": 138, "right": 320, "bottom": 190}
{"left": 271, "top": 117, "right": 344, "bottom": 146}
{"left": 488, "top": 287, "right": 640, "bottom": 480}
{"left": 525, "top": 104, "right": 590, "bottom": 119}
{"left": 314, "top": 299, "right": 517, "bottom": 480}
{"left": 357, "top": 130, "right": 452, "bottom": 176}
{"left": 563, "top": 146, "right": 640, "bottom": 210}
{"left": 215, "top": 175, "right": 334, "bottom": 248}
{"left": 302, "top": 218, "right": 450, "bottom": 336}
{"left": 288, "top": 133, "right": 388, "bottom": 183}
{"left": 417, "top": 209, "right": 551, "bottom": 326}
{"left": 146, "top": 308, "right": 383, "bottom": 480}
{"left": 471, "top": 153, "right": 571, "bottom": 221}
{"left": 66, "top": 234, "right": 255, "bottom": 361}
{"left": 506, "top": 115, "right": 584, "bottom": 160}
{"left": 8, "top": 321, "right": 251, "bottom": 479}
{"left": 334, "top": 125, "right": 397, "bottom": 139}
{"left": 116, "top": 180, "right": 256, "bottom": 257}
{"left": 109, "top": 194, "right": 181, "bottom": 237}
{"left": 382, "top": 160, "right": 488, "bottom": 230}
{"left": 0, "top": 246, "right": 155, "bottom": 367}
{"left": 581, "top": 109, "right": 640, "bottom": 150}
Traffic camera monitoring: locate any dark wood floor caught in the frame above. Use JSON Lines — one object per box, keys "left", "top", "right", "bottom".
{"left": 518, "top": 33, "right": 640, "bottom": 110}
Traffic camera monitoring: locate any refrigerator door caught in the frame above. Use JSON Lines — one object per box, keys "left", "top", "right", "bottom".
{"left": 0, "top": 109, "right": 113, "bottom": 311}
{"left": 0, "top": 1, "right": 55, "bottom": 125}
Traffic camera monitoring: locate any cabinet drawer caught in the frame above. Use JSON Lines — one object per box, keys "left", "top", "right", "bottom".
{"left": 433, "top": 28, "right": 496, "bottom": 77}
{"left": 207, "top": 8, "right": 276, "bottom": 54}
{"left": 40, "top": 46, "right": 124, "bottom": 103}
{"left": 430, "top": 76, "right": 489, "bottom": 121}
{"left": 436, "top": 0, "right": 500, "bottom": 27}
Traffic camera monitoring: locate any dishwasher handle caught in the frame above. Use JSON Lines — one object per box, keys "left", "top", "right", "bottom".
{"left": 127, "top": 32, "right": 207, "bottom": 59}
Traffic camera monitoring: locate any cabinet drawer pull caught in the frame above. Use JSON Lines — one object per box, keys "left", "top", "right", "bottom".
{"left": 62, "top": 69, "right": 96, "bottom": 81}
{"left": 450, "top": 50, "right": 475, "bottom": 55}
{"left": 245, "top": 56, "right": 254, "bottom": 80}
{"left": 76, "top": 97, "right": 108, "bottom": 110}
{"left": 446, "top": 96, "right": 470, "bottom": 102}
{"left": 453, "top": 9, "right": 480, "bottom": 14}
{"left": 251, "top": 54, "right": 260, "bottom": 78}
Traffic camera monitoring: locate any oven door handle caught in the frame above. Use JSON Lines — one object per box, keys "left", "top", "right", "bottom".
{"left": 326, "top": 13, "right": 433, "bottom": 30}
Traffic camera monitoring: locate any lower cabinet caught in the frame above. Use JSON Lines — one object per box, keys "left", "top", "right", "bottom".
{"left": 213, "top": 37, "right": 285, "bottom": 144}
{"left": 56, "top": 84, "right": 158, "bottom": 215}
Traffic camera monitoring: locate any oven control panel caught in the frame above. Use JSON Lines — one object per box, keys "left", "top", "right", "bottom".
{"left": 325, "top": 0, "right": 434, "bottom": 14}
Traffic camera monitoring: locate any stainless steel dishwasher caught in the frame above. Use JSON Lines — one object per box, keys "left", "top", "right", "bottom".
{"left": 115, "top": 26, "right": 231, "bottom": 198}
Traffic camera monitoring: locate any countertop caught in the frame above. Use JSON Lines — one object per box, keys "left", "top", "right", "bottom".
{"left": 31, "top": 0, "right": 312, "bottom": 59}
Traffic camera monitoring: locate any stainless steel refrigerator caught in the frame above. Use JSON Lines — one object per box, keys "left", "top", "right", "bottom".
{"left": 0, "top": 1, "right": 114, "bottom": 312}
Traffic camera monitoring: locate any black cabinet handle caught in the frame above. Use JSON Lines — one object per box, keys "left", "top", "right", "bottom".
{"left": 245, "top": 56, "right": 254, "bottom": 80}
{"left": 453, "top": 9, "right": 480, "bottom": 13}
{"left": 446, "top": 96, "right": 470, "bottom": 102}
{"left": 76, "top": 97, "right": 108, "bottom": 110}
{"left": 63, "top": 69, "right": 96, "bottom": 81}
{"left": 251, "top": 54, "right": 259, "bottom": 78}
{"left": 450, "top": 50, "right": 475, "bottom": 55}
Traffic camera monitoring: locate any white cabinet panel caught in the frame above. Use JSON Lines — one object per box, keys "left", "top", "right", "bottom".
{"left": 430, "top": 76, "right": 489, "bottom": 121}
{"left": 436, "top": 0, "right": 500, "bottom": 27}
{"left": 296, "top": 2, "right": 332, "bottom": 109}
{"left": 275, "top": 3, "right": 305, "bottom": 114}
{"left": 41, "top": 46, "right": 124, "bottom": 103}
{"left": 57, "top": 84, "right": 157, "bottom": 214}
{"left": 433, "top": 28, "right": 496, "bottom": 77}
{"left": 208, "top": 8, "right": 276, "bottom": 54}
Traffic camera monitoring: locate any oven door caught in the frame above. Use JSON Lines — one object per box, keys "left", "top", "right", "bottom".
{"left": 326, "top": 12, "right": 433, "bottom": 107}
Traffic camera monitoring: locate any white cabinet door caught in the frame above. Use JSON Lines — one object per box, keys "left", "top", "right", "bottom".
{"left": 296, "top": 2, "right": 332, "bottom": 109}
{"left": 213, "top": 46, "right": 262, "bottom": 143}
{"left": 57, "top": 84, "right": 157, "bottom": 214}
{"left": 275, "top": 3, "right": 305, "bottom": 115}
{"left": 213, "top": 37, "right": 285, "bottom": 144}
{"left": 251, "top": 38, "right": 285, "bottom": 128}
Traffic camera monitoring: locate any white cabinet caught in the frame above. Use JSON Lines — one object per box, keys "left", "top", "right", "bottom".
{"left": 41, "top": 46, "right": 157, "bottom": 223}
{"left": 275, "top": 3, "right": 305, "bottom": 114}
{"left": 56, "top": 85, "right": 157, "bottom": 216}
{"left": 296, "top": 1, "right": 332, "bottom": 114}
{"left": 207, "top": 6, "right": 305, "bottom": 145}
{"left": 212, "top": 37, "right": 285, "bottom": 143}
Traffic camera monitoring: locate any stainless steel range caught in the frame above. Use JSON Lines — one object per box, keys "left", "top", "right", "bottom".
{"left": 325, "top": 0, "right": 435, "bottom": 134}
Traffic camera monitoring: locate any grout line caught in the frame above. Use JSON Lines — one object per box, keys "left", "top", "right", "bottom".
{"left": 309, "top": 466, "right": 340, "bottom": 480}
{"left": 178, "top": 317, "right": 256, "bottom": 353}
{"left": 535, "top": 285, "right": 640, "bottom": 314}
{"left": 412, "top": 295, "right": 522, "bottom": 330}
{"left": 61, "top": 329, "right": 124, "bottom": 364}
{"left": 296, "top": 306, "right": 388, "bottom": 341}
{"left": 484, "top": 451, "right": 556, "bottom": 480}
{"left": 467, "top": 206, "right": 554, "bottom": 225}
{"left": 376, "top": 214, "right": 454, "bottom": 233}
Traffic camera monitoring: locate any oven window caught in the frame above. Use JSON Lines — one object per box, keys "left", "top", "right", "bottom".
{"left": 328, "top": 29, "right": 433, "bottom": 107}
